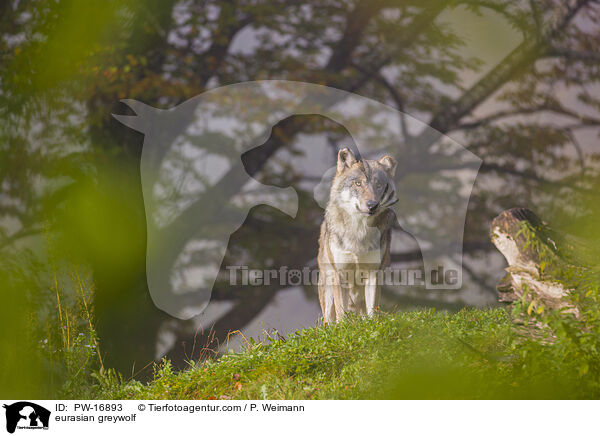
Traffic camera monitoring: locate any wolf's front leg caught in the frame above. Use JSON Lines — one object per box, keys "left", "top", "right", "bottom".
{"left": 319, "top": 283, "right": 336, "bottom": 324}
{"left": 365, "top": 270, "right": 381, "bottom": 317}
{"left": 333, "top": 272, "right": 352, "bottom": 322}
{"left": 318, "top": 266, "right": 337, "bottom": 324}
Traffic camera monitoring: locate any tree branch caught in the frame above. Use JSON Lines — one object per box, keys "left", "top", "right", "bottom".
{"left": 545, "top": 47, "right": 600, "bottom": 63}
{"left": 198, "top": 1, "right": 254, "bottom": 85}
{"left": 457, "top": 105, "right": 600, "bottom": 130}
{"left": 418, "top": 0, "right": 591, "bottom": 139}
{"left": 480, "top": 161, "right": 599, "bottom": 196}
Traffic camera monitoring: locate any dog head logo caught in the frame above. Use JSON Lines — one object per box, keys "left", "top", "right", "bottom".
{"left": 114, "top": 80, "right": 481, "bottom": 319}
{"left": 3, "top": 402, "right": 50, "bottom": 433}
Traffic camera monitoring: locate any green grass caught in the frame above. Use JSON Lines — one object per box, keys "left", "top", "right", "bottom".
{"left": 93, "top": 307, "right": 598, "bottom": 400}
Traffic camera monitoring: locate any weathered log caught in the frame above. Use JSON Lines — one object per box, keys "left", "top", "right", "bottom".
{"left": 490, "top": 208, "right": 579, "bottom": 312}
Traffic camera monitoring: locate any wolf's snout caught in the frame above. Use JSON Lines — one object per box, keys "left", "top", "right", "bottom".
{"left": 366, "top": 200, "right": 379, "bottom": 212}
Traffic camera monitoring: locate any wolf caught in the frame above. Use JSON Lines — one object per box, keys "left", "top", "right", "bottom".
{"left": 318, "top": 148, "right": 398, "bottom": 323}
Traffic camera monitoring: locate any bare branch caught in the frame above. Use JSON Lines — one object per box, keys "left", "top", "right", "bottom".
{"left": 198, "top": 1, "right": 254, "bottom": 84}
{"left": 545, "top": 47, "right": 600, "bottom": 62}
{"left": 351, "top": 62, "right": 412, "bottom": 143}
{"left": 480, "top": 162, "right": 599, "bottom": 196}
{"left": 458, "top": 105, "right": 600, "bottom": 130}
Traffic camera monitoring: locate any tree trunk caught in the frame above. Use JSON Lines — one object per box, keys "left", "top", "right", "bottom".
{"left": 490, "top": 208, "right": 585, "bottom": 313}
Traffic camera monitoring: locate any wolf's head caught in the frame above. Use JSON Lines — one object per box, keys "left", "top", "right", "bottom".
{"left": 330, "top": 148, "right": 398, "bottom": 217}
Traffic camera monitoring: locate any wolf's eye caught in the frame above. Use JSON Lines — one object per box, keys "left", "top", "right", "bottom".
{"left": 354, "top": 181, "right": 362, "bottom": 187}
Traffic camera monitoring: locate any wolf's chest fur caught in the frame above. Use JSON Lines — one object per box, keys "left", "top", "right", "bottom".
{"left": 325, "top": 206, "right": 382, "bottom": 263}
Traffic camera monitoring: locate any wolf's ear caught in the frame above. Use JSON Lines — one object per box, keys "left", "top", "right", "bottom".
{"left": 378, "top": 155, "right": 397, "bottom": 177}
{"left": 337, "top": 148, "right": 357, "bottom": 172}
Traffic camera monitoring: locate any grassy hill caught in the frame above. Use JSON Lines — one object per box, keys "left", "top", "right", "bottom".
{"left": 91, "top": 307, "right": 598, "bottom": 400}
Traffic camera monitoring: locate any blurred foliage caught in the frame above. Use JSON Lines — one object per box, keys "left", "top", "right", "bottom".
{"left": 508, "top": 206, "right": 600, "bottom": 392}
